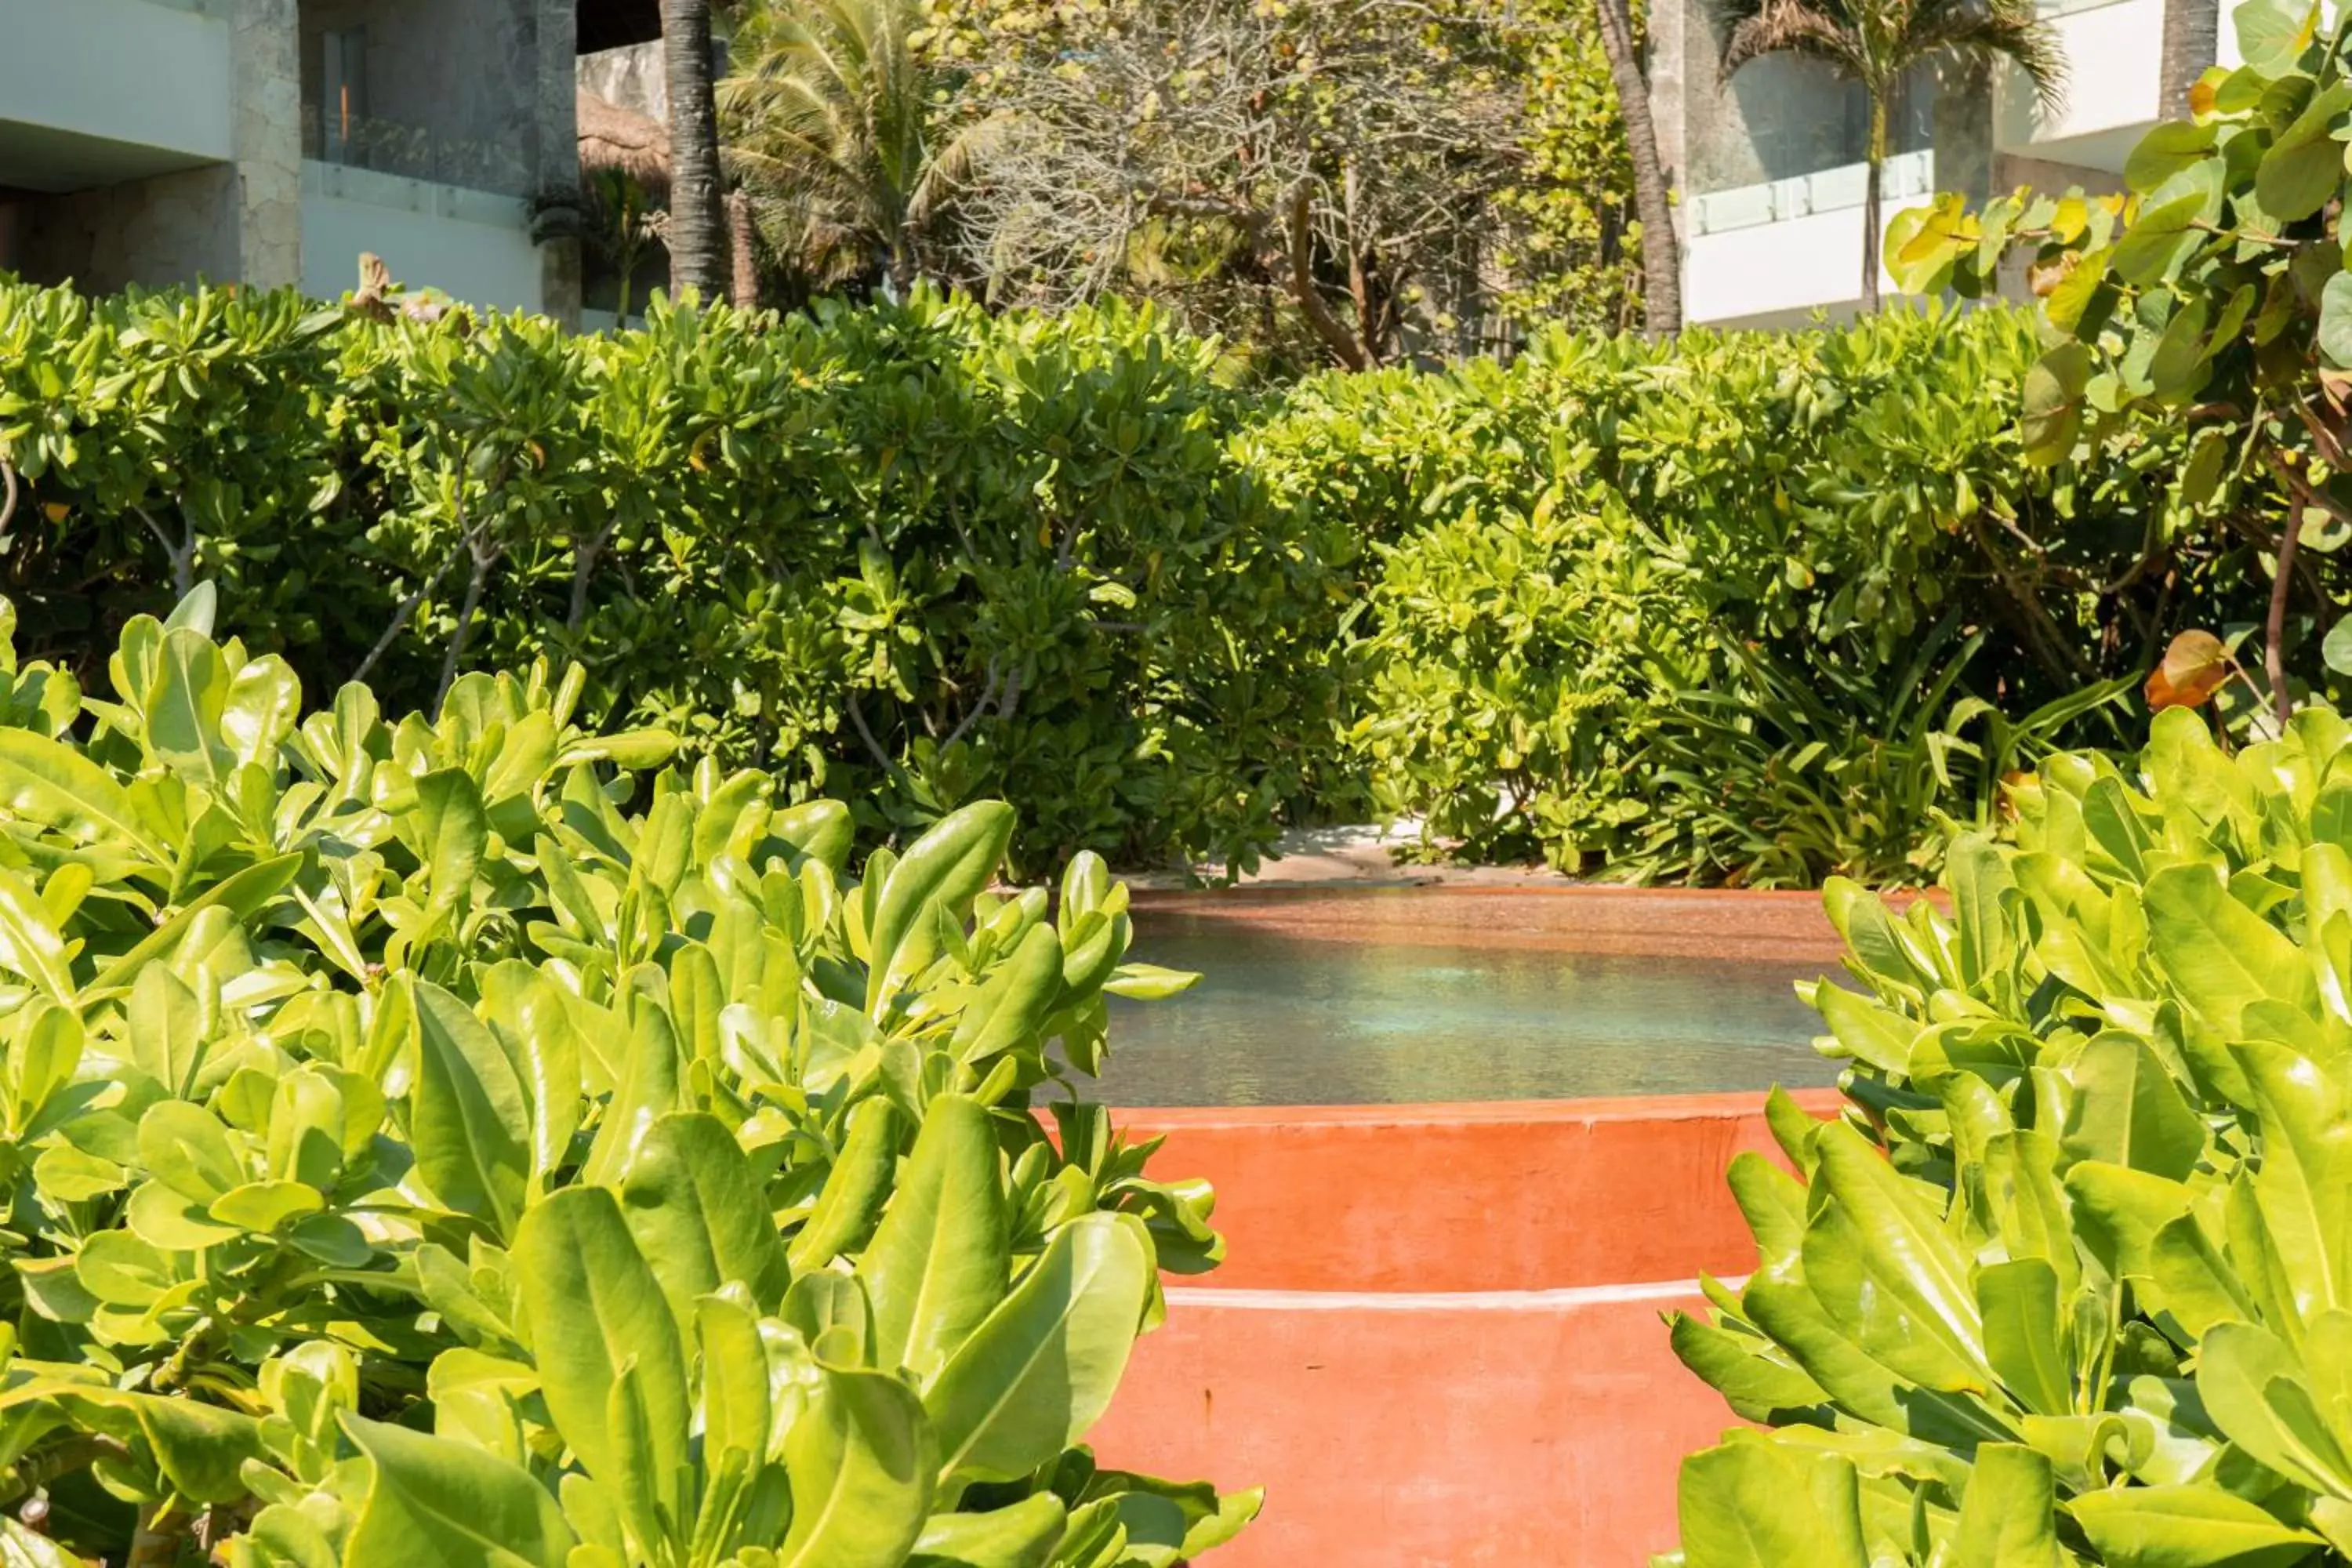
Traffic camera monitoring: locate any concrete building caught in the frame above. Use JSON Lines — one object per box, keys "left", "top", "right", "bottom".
{"left": 0, "top": 0, "right": 662, "bottom": 321}
{"left": 1650, "top": 0, "right": 2230, "bottom": 328}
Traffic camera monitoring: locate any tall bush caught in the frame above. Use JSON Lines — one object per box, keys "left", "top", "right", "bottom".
{"left": 0, "top": 587, "right": 1251, "bottom": 1566}
{"left": 1312, "top": 307, "right": 2223, "bottom": 882}
{"left": 0, "top": 273, "right": 2289, "bottom": 885}
{"left": 0, "top": 282, "right": 1348, "bottom": 877}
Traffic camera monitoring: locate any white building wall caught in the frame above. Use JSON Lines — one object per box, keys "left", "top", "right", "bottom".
{"left": 1672, "top": 0, "right": 2248, "bottom": 329}
{"left": 301, "top": 162, "right": 543, "bottom": 313}
{"left": 1686, "top": 203, "right": 1915, "bottom": 328}
{"left": 0, "top": 0, "right": 234, "bottom": 169}
{"left": 1998, "top": 0, "right": 2166, "bottom": 172}
{"left": 1683, "top": 152, "right": 1935, "bottom": 328}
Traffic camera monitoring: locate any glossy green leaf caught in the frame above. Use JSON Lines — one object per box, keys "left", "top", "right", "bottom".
{"left": 1951, "top": 1443, "right": 2060, "bottom": 1568}
{"left": 866, "top": 803, "right": 1015, "bottom": 1013}
{"left": 862, "top": 1093, "right": 1011, "bottom": 1381}
{"left": 1799, "top": 1122, "right": 1987, "bottom": 1390}
{"left": 1978, "top": 1259, "right": 2070, "bottom": 1419}
{"left": 791, "top": 1097, "right": 901, "bottom": 1272}
{"left": 89, "top": 851, "right": 303, "bottom": 995}
{"left": 343, "top": 1412, "right": 576, "bottom": 1568}
{"left": 1677, "top": 1438, "right": 1870, "bottom": 1568}
{"left": 2145, "top": 865, "right": 2318, "bottom": 1039}
{"left": 2060, "top": 1033, "right": 2205, "bottom": 1181}
{"left": 411, "top": 768, "right": 488, "bottom": 939}
{"left": 410, "top": 979, "right": 532, "bottom": 1238}
{"left": 0, "top": 866, "right": 71, "bottom": 1004}
{"left": 616, "top": 1111, "right": 790, "bottom": 1332}
{"left": 145, "top": 627, "right": 236, "bottom": 789}
{"left": 781, "top": 1362, "right": 935, "bottom": 1568}
{"left": 512, "top": 1186, "right": 691, "bottom": 1517}
{"left": 695, "top": 1293, "right": 772, "bottom": 1468}
{"left": 926, "top": 1212, "right": 1150, "bottom": 1484}
{"left": 2067, "top": 1482, "right": 2321, "bottom": 1567}
{"left": 949, "top": 924, "right": 1065, "bottom": 1063}
{"left": 0, "top": 728, "right": 171, "bottom": 866}
{"left": 909, "top": 1493, "right": 1069, "bottom": 1568}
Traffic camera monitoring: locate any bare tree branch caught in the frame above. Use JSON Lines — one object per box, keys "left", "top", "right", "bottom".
{"left": 945, "top": 0, "right": 1526, "bottom": 366}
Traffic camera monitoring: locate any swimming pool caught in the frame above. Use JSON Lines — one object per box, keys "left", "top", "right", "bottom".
{"left": 1086, "top": 893, "right": 1844, "bottom": 1107}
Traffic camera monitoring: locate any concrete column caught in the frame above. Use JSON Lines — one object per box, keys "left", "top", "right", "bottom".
{"left": 534, "top": 0, "right": 584, "bottom": 326}
{"left": 230, "top": 0, "right": 302, "bottom": 289}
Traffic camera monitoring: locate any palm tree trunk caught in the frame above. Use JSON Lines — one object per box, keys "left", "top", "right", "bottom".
{"left": 662, "top": 0, "right": 725, "bottom": 299}
{"left": 1860, "top": 91, "right": 1887, "bottom": 314}
{"left": 2160, "top": 0, "right": 2219, "bottom": 111}
{"left": 887, "top": 238, "right": 915, "bottom": 301}
{"left": 1593, "top": 0, "right": 1682, "bottom": 334}
{"left": 727, "top": 187, "right": 759, "bottom": 309}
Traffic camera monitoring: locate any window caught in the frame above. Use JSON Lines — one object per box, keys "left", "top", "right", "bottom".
{"left": 321, "top": 26, "right": 367, "bottom": 165}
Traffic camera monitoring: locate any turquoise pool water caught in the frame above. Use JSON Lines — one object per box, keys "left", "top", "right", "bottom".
{"left": 1087, "top": 912, "right": 1840, "bottom": 1107}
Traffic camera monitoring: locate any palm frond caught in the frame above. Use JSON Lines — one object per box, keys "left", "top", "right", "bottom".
{"left": 906, "top": 113, "right": 1014, "bottom": 230}
{"left": 1706, "top": 0, "right": 1870, "bottom": 78}
{"left": 717, "top": 0, "right": 960, "bottom": 283}
{"left": 1902, "top": 0, "right": 2068, "bottom": 114}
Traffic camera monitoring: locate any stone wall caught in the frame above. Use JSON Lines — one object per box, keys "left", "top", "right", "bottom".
{"left": 535, "top": 0, "right": 583, "bottom": 323}
{"left": 289, "top": 0, "right": 579, "bottom": 320}
{"left": 578, "top": 38, "right": 666, "bottom": 120}
{"left": 16, "top": 166, "right": 241, "bottom": 292}
{"left": 5, "top": 0, "right": 299, "bottom": 292}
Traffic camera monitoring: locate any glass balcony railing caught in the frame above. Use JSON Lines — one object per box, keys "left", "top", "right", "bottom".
{"left": 1686, "top": 150, "right": 1937, "bottom": 239}
{"left": 301, "top": 103, "right": 534, "bottom": 199}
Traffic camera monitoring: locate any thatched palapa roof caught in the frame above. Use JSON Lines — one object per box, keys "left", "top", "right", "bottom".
{"left": 577, "top": 89, "right": 670, "bottom": 196}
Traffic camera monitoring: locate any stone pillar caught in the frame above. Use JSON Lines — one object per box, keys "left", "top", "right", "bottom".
{"left": 534, "top": 0, "right": 584, "bottom": 327}
{"left": 230, "top": 0, "right": 303, "bottom": 289}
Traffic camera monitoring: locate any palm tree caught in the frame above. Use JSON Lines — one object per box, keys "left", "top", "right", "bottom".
{"left": 718, "top": 0, "right": 994, "bottom": 297}
{"left": 662, "top": 0, "right": 728, "bottom": 297}
{"left": 2161, "top": 0, "right": 2218, "bottom": 112}
{"left": 1592, "top": 0, "right": 1683, "bottom": 334}
{"left": 1705, "top": 0, "right": 2064, "bottom": 311}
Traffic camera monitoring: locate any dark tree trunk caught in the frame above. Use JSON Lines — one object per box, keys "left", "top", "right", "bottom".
{"left": 887, "top": 238, "right": 915, "bottom": 301}
{"left": 727, "top": 187, "right": 759, "bottom": 309}
{"left": 1593, "top": 0, "right": 1682, "bottom": 335}
{"left": 2160, "top": 0, "right": 2220, "bottom": 112}
{"left": 662, "top": 0, "right": 725, "bottom": 299}
{"left": 1861, "top": 92, "right": 1887, "bottom": 313}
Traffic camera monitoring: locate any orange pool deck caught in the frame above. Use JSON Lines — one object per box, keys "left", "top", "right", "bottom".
{"left": 1087, "top": 884, "right": 1864, "bottom": 1566}
{"left": 1093, "top": 1091, "right": 1843, "bottom": 1566}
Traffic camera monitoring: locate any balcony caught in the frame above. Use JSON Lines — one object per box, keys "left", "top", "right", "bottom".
{"left": 1994, "top": 0, "right": 2179, "bottom": 174}
{"left": 300, "top": 161, "right": 543, "bottom": 314}
{"left": 1682, "top": 151, "right": 1936, "bottom": 328}
{"left": 0, "top": 0, "right": 234, "bottom": 192}
{"left": 303, "top": 106, "right": 535, "bottom": 201}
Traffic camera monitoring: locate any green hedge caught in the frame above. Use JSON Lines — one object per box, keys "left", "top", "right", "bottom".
{"left": 0, "top": 279, "right": 2283, "bottom": 884}
{"left": 1277, "top": 307, "right": 2263, "bottom": 881}
{"left": 0, "top": 285, "right": 1349, "bottom": 879}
